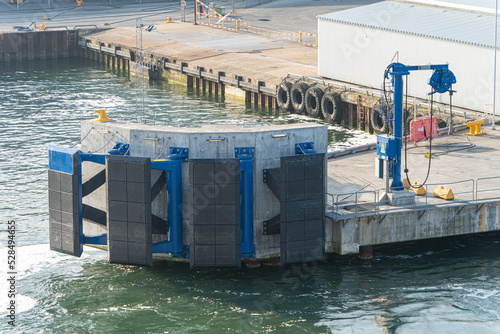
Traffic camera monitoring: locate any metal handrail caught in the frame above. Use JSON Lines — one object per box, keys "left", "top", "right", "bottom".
{"left": 417, "top": 103, "right": 441, "bottom": 114}
{"left": 476, "top": 176, "right": 500, "bottom": 202}
{"left": 349, "top": 87, "right": 370, "bottom": 96}
{"left": 286, "top": 73, "right": 304, "bottom": 81}
{"left": 420, "top": 179, "right": 475, "bottom": 208}
{"left": 327, "top": 177, "right": 500, "bottom": 220}
{"left": 307, "top": 77, "right": 326, "bottom": 86}
{"left": 43, "top": 26, "right": 69, "bottom": 31}
{"left": 331, "top": 190, "right": 379, "bottom": 219}
{"left": 327, "top": 82, "right": 347, "bottom": 91}
{"left": 73, "top": 25, "right": 98, "bottom": 30}
{"left": 443, "top": 108, "right": 467, "bottom": 119}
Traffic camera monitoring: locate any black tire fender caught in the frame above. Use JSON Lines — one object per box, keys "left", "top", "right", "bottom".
{"left": 321, "top": 92, "right": 343, "bottom": 124}
{"left": 305, "top": 87, "right": 324, "bottom": 118}
{"left": 290, "top": 82, "right": 309, "bottom": 114}
{"left": 370, "top": 105, "right": 392, "bottom": 134}
{"left": 276, "top": 81, "right": 293, "bottom": 112}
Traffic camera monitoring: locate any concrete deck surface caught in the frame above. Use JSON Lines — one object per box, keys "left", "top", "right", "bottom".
{"left": 0, "top": 0, "right": 486, "bottom": 120}
{"left": 0, "top": 0, "right": 380, "bottom": 87}
{"left": 327, "top": 127, "right": 500, "bottom": 210}
{"left": 0, "top": 0, "right": 379, "bottom": 32}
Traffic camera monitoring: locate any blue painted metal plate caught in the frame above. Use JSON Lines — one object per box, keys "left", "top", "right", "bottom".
{"left": 48, "top": 145, "right": 78, "bottom": 174}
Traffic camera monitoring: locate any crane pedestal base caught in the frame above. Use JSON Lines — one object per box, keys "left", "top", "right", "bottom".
{"left": 379, "top": 190, "right": 416, "bottom": 206}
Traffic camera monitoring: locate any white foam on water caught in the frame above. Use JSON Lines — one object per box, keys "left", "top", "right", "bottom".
{"left": 328, "top": 125, "right": 377, "bottom": 151}
{"left": 0, "top": 243, "right": 107, "bottom": 317}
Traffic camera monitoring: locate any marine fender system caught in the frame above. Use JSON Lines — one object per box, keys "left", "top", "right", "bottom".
{"left": 49, "top": 145, "right": 188, "bottom": 266}
{"left": 262, "top": 143, "right": 325, "bottom": 265}
{"left": 48, "top": 127, "right": 327, "bottom": 268}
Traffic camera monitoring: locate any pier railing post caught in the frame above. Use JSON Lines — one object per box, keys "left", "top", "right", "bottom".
{"left": 194, "top": 0, "right": 198, "bottom": 25}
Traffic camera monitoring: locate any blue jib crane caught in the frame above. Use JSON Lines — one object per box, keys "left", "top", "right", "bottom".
{"left": 377, "top": 62, "right": 456, "bottom": 191}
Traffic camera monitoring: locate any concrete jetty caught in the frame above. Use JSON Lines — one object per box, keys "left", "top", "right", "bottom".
{"left": 1, "top": 0, "right": 488, "bottom": 132}
{"left": 327, "top": 127, "right": 500, "bottom": 255}
{"left": 3, "top": 0, "right": 499, "bottom": 266}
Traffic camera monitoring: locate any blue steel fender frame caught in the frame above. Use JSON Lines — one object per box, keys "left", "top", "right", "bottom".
{"left": 80, "top": 152, "right": 107, "bottom": 246}
{"left": 49, "top": 145, "right": 189, "bottom": 258}
{"left": 235, "top": 147, "right": 255, "bottom": 258}
{"left": 151, "top": 147, "right": 189, "bottom": 256}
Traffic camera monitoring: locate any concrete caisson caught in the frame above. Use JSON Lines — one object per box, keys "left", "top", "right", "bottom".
{"left": 80, "top": 120, "right": 328, "bottom": 263}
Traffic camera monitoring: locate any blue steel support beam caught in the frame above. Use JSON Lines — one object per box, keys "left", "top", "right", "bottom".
{"left": 83, "top": 233, "right": 107, "bottom": 245}
{"left": 167, "top": 159, "right": 183, "bottom": 254}
{"left": 235, "top": 147, "right": 255, "bottom": 258}
{"left": 79, "top": 149, "right": 188, "bottom": 253}
{"left": 152, "top": 148, "right": 188, "bottom": 256}
{"left": 390, "top": 72, "right": 405, "bottom": 191}
{"left": 62, "top": 148, "right": 188, "bottom": 254}
{"left": 78, "top": 152, "right": 83, "bottom": 255}
{"left": 79, "top": 152, "right": 107, "bottom": 248}
{"left": 80, "top": 153, "right": 106, "bottom": 165}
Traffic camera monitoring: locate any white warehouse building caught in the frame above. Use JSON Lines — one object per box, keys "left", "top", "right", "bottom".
{"left": 318, "top": 1, "right": 498, "bottom": 113}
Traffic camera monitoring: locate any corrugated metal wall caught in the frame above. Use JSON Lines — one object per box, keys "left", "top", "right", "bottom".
{"left": 318, "top": 19, "right": 495, "bottom": 113}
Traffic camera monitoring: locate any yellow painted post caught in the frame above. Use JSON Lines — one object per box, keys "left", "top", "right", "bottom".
{"left": 209, "top": 16, "right": 211, "bottom": 25}
{"left": 498, "top": 203, "right": 500, "bottom": 229}
{"left": 315, "top": 35, "right": 318, "bottom": 47}
{"left": 237, "top": 20, "right": 239, "bottom": 31}
{"left": 481, "top": 205, "right": 485, "bottom": 232}
{"left": 299, "top": 31, "right": 302, "bottom": 43}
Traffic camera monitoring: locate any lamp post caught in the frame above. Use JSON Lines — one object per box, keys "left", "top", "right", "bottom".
{"left": 494, "top": 0, "right": 498, "bottom": 130}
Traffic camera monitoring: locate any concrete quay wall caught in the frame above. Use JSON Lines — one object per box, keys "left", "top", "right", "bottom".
{"left": 328, "top": 202, "right": 500, "bottom": 255}
{"left": 0, "top": 30, "right": 78, "bottom": 61}
{"left": 77, "top": 34, "right": 477, "bottom": 134}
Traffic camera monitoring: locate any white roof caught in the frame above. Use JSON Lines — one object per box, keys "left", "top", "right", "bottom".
{"left": 317, "top": 1, "right": 498, "bottom": 48}
{"left": 409, "top": 0, "right": 497, "bottom": 14}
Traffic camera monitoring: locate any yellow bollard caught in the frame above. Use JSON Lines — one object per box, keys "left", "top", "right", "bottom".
{"left": 94, "top": 109, "right": 113, "bottom": 122}
{"left": 466, "top": 119, "right": 485, "bottom": 136}
{"left": 433, "top": 185, "right": 454, "bottom": 200}
{"left": 402, "top": 179, "right": 426, "bottom": 195}
{"left": 409, "top": 181, "right": 426, "bottom": 196}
